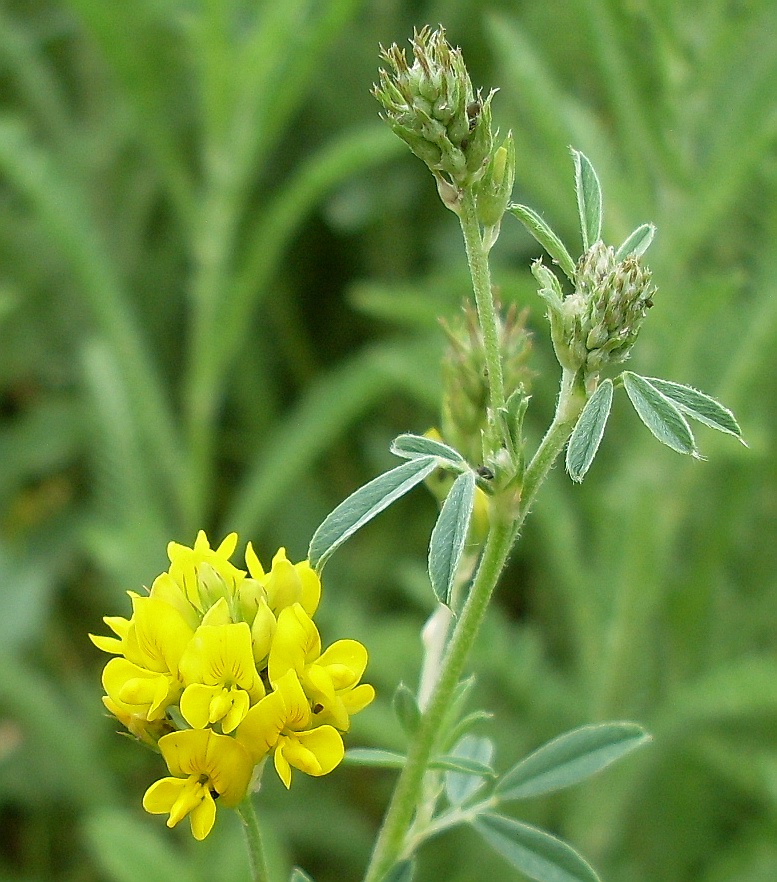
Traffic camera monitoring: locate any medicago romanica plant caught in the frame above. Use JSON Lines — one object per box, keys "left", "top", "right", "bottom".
{"left": 91, "top": 25, "right": 746, "bottom": 882}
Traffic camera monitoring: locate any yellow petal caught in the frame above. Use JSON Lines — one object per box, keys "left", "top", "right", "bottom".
{"left": 143, "top": 777, "right": 185, "bottom": 815}
{"left": 268, "top": 604, "right": 321, "bottom": 685}
{"left": 250, "top": 598, "right": 277, "bottom": 663}
{"left": 284, "top": 726, "right": 344, "bottom": 778}
{"left": 264, "top": 551, "right": 302, "bottom": 612}
{"left": 342, "top": 683, "right": 375, "bottom": 715}
{"left": 180, "top": 683, "right": 220, "bottom": 729}
{"left": 295, "top": 560, "right": 321, "bottom": 616}
{"left": 317, "top": 639, "right": 368, "bottom": 688}
{"left": 274, "top": 740, "right": 293, "bottom": 789}
{"left": 200, "top": 597, "right": 231, "bottom": 627}
{"left": 179, "top": 622, "right": 261, "bottom": 694}
{"left": 189, "top": 791, "right": 217, "bottom": 840}
{"left": 235, "top": 690, "right": 287, "bottom": 762}
{"left": 274, "top": 669, "right": 311, "bottom": 731}
{"left": 244, "top": 542, "right": 265, "bottom": 580}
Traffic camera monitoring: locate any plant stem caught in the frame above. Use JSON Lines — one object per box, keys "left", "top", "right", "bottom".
{"left": 362, "top": 515, "right": 516, "bottom": 882}
{"left": 457, "top": 190, "right": 506, "bottom": 421}
{"left": 362, "top": 367, "right": 586, "bottom": 882}
{"left": 237, "top": 797, "right": 271, "bottom": 882}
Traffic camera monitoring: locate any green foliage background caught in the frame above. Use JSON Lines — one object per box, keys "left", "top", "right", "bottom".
{"left": 0, "top": 0, "right": 776, "bottom": 880}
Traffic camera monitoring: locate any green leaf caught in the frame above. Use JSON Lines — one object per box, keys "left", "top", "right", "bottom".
{"left": 508, "top": 204, "right": 576, "bottom": 280}
{"left": 343, "top": 748, "right": 406, "bottom": 768}
{"left": 290, "top": 871, "right": 315, "bottom": 882}
{"left": 615, "top": 223, "right": 655, "bottom": 260}
{"left": 381, "top": 859, "right": 416, "bottom": 882}
{"left": 475, "top": 814, "right": 601, "bottom": 882}
{"left": 428, "top": 470, "right": 476, "bottom": 605}
{"left": 644, "top": 378, "right": 745, "bottom": 444}
{"left": 496, "top": 722, "right": 652, "bottom": 801}
{"left": 343, "top": 748, "right": 495, "bottom": 777}
{"left": 621, "top": 372, "right": 699, "bottom": 456}
{"left": 308, "top": 456, "right": 438, "bottom": 570}
{"left": 571, "top": 148, "right": 602, "bottom": 250}
{"left": 566, "top": 379, "right": 614, "bottom": 482}
{"left": 393, "top": 682, "right": 421, "bottom": 736}
{"left": 390, "top": 433, "right": 466, "bottom": 467}
{"left": 84, "top": 808, "right": 198, "bottom": 882}
{"left": 445, "top": 734, "right": 496, "bottom": 806}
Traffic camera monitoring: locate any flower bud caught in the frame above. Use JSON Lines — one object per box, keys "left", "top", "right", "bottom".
{"left": 475, "top": 132, "right": 515, "bottom": 229}
{"left": 373, "top": 26, "right": 495, "bottom": 198}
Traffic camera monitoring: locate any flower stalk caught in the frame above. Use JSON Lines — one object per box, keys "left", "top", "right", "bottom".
{"left": 236, "top": 797, "right": 271, "bottom": 882}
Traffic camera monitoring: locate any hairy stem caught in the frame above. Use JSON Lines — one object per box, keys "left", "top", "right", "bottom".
{"left": 237, "top": 797, "right": 271, "bottom": 882}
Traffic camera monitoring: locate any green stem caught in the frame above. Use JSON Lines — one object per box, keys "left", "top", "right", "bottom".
{"left": 457, "top": 190, "right": 506, "bottom": 420}
{"left": 362, "top": 368, "right": 586, "bottom": 882}
{"left": 236, "top": 797, "right": 271, "bottom": 882}
{"left": 362, "top": 515, "right": 516, "bottom": 882}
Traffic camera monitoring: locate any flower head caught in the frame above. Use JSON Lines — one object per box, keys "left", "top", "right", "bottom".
{"left": 373, "top": 26, "right": 495, "bottom": 204}
{"left": 90, "top": 532, "right": 373, "bottom": 838}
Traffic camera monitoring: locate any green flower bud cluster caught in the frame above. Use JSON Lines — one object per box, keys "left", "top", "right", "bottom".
{"left": 373, "top": 26, "right": 495, "bottom": 203}
{"left": 440, "top": 301, "right": 532, "bottom": 464}
{"left": 535, "top": 241, "right": 655, "bottom": 376}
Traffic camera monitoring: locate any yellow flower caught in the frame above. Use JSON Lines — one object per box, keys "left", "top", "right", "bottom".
{"left": 166, "top": 531, "right": 246, "bottom": 615}
{"left": 143, "top": 729, "right": 253, "bottom": 840}
{"left": 179, "top": 621, "right": 265, "bottom": 733}
{"left": 247, "top": 545, "right": 321, "bottom": 617}
{"left": 236, "top": 669, "right": 344, "bottom": 789}
{"left": 93, "top": 595, "right": 194, "bottom": 721}
{"left": 268, "top": 603, "right": 374, "bottom": 731}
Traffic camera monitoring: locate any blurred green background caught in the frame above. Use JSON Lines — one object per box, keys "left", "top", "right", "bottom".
{"left": 1, "top": 0, "right": 776, "bottom": 880}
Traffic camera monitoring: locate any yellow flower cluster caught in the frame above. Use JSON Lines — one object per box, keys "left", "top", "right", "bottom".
{"left": 90, "top": 532, "right": 374, "bottom": 840}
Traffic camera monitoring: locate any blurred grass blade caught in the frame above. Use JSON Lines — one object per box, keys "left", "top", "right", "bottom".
{"left": 85, "top": 808, "right": 198, "bottom": 882}
{"left": 622, "top": 372, "right": 699, "bottom": 456}
{"left": 0, "top": 117, "right": 185, "bottom": 516}
{"left": 566, "top": 379, "right": 614, "bottom": 482}
{"left": 475, "top": 813, "right": 601, "bottom": 882}
{"left": 428, "top": 470, "right": 476, "bottom": 606}
{"left": 572, "top": 148, "right": 602, "bottom": 249}
{"left": 496, "top": 722, "right": 651, "bottom": 801}
{"left": 508, "top": 203, "right": 577, "bottom": 279}
{"left": 308, "top": 456, "right": 438, "bottom": 571}
{"left": 224, "top": 339, "right": 437, "bottom": 539}
{"left": 645, "top": 378, "right": 745, "bottom": 443}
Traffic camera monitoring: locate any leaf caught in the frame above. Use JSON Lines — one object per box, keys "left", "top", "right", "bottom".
{"left": 621, "top": 372, "right": 699, "bottom": 456}
{"left": 571, "top": 148, "right": 602, "bottom": 250}
{"left": 343, "top": 748, "right": 495, "bottom": 777}
{"left": 496, "top": 722, "right": 652, "bottom": 801}
{"left": 566, "top": 379, "right": 614, "bottom": 482}
{"left": 615, "top": 223, "right": 655, "bottom": 260}
{"left": 475, "top": 814, "right": 601, "bottom": 882}
{"left": 428, "top": 470, "right": 476, "bottom": 605}
{"left": 644, "top": 378, "right": 745, "bottom": 444}
{"left": 392, "top": 682, "right": 421, "bottom": 736}
{"left": 381, "top": 859, "right": 416, "bottom": 882}
{"left": 390, "top": 433, "right": 466, "bottom": 467}
{"left": 445, "top": 734, "right": 496, "bottom": 806}
{"left": 508, "top": 204, "right": 576, "bottom": 280}
{"left": 290, "top": 871, "right": 315, "bottom": 882}
{"left": 343, "top": 748, "right": 407, "bottom": 768}
{"left": 308, "top": 456, "right": 438, "bottom": 570}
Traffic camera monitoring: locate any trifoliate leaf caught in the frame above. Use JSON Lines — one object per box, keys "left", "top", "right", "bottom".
{"left": 428, "top": 470, "right": 476, "bottom": 605}
{"left": 508, "top": 204, "right": 576, "bottom": 281}
{"left": 644, "top": 378, "right": 745, "bottom": 444}
{"left": 615, "top": 223, "right": 655, "bottom": 260}
{"left": 566, "top": 379, "right": 614, "bottom": 482}
{"left": 621, "top": 372, "right": 699, "bottom": 456}
{"left": 496, "top": 721, "right": 652, "bottom": 801}
{"left": 475, "top": 813, "right": 601, "bottom": 882}
{"left": 309, "top": 456, "right": 438, "bottom": 570}
{"left": 571, "top": 148, "right": 602, "bottom": 251}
